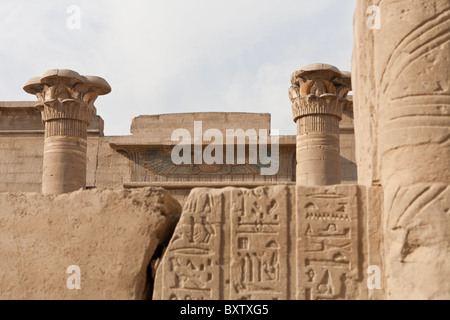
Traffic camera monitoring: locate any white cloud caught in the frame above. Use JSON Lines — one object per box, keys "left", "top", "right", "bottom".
{"left": 0, "top": 0, "right": 356, "bottom": 136}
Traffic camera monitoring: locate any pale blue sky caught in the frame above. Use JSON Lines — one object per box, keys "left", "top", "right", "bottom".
{"left": 0, "top": 0, "right": 357, "bottom": 136}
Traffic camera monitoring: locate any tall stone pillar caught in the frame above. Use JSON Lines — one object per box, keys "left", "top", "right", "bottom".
{"left": 24, "top": 69, "right": 111, "bottom": 195}
{"left": 289, "top": 63, "right": 352, "bottom": 186}
{"left": 353, "top": 1, "right": 450, "bottom": 299}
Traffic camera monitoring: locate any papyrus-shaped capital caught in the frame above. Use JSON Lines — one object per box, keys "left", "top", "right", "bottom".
{"left": 24, "top": 69, "right": 111, "bottom": 126}
{"left": 290, "top": 63, "right": 351, "bottom": 122}
{"left": 22, "top": 69, "right": 111, "bottom": 195}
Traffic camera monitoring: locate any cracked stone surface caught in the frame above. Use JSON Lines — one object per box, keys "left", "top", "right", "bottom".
{"left": 0, "top": 187, "right": 181, "bottom": 300}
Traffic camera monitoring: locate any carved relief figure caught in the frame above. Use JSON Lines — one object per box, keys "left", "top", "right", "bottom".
{"left": 262, "top": 241, "right": 280, "bottom": 281}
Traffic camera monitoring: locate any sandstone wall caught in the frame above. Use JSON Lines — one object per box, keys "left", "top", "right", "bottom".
{"left": 1, "top": 106, "right": 358, "bottom": 200}
{"left": 0, "top": 135, "right": 44, "bottom": 192}
{"left": 0, "top": 102, "right": 104, "bottom": 193}
{"left": 340, "top": 105, "right": 357, "bottom": 184}
{"left": 0, "top": 188, "right": 181, "bottom": 300}
{"left": 131, "top": 113, "right": 272, "bottom": 140}
{"left": 154, "top": 185, "right": 384, "bottom": 300}
{"left": 94, "top": 139, "right": 131, "bottom": 189}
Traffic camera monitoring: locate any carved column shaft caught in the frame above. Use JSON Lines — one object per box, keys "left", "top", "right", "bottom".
{"left": 353, "top": 0, "right": 450, "bottom": 299}
{"left": 24, "top": 69, "right": 111, "bottom": 195}
{"left": 289, "top": 64, "right": 352, "bottom": 186}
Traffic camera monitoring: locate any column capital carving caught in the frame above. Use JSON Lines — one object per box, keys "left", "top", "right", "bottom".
{"left": 22, "top": 69, "right": 111, "bottom": 194}
{"left": 24, "top": 69, "right": 111, "bottom": 125}
{"left": 289, "top": 63, "right": 351, "bottom": 122}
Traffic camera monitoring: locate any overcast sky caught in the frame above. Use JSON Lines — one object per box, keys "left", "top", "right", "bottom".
{"left": 0, "top": 0, "right": 356, "bottom": 136}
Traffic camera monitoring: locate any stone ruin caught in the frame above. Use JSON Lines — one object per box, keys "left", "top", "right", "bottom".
{"left": 0, "top": 0, "right": 448, "bottom": 300}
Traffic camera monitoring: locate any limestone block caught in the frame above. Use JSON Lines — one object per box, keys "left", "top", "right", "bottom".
{"left": 0, "top": 188, "right": 181, "bottom": 300}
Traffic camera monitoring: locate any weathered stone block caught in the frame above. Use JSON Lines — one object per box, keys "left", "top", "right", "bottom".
{"left": 153, "top": 186, "right": 293, "bottom": 300}
{"left": 154, "top": 185, "right": 376, "bottom": 300}
{"left": 0, "top": 187, "right": 181, "bottom": 300}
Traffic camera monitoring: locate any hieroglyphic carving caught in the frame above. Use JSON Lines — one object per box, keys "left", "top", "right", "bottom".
{"left": 155, "top": 185, "right": 364, "bottom": 300}
{"left": 118, "top": 146, "right": 295, "bottom": 184}
{"left": 138, "top": 147, "right": 258, "bottom": 178}
{"left": 159, "top": 189, "right": 224, "bottom": 300}
{"left": 229, "top": 186, "right": 289, "bottom": 300}
{"left": 155, "top": 186, "right": 291, "bottom": 300}
{"left": 297, "top": 186, "right": 359, "bottom": 300}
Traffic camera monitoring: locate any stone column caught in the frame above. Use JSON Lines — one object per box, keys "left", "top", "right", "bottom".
{"left": 353, "top": 0, "right": 450, "bottom": 299}
{"left": 24, "top": 69, "right": 111, "bottom": 195}
{"left": 289, "top": 63, "right": 352, "bottom": 186}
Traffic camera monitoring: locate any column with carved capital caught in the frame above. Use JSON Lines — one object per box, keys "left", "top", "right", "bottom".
{"left": 24, "top": 69, "right": 111, "bottom": 195}
{"left": 289, "top": 63, "right": 352, "bottom": 186}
